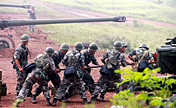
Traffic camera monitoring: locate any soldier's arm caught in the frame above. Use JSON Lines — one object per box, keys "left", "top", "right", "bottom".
{"left": 14, "top": 48, "right": 23, "bottom": 72}
{"left": 91, "top": 55, "right": 98, "bottom": 65}
{"left": 52, "top": 53, "right": 60, "bottom": 69}
{"left": 148, "top": 52, "right": 154, "bottom": 63}
{"left": 62, "top": 55, "right": 68, "bottom": 66}
{"left": 15, "top": 59, "right": 23, "bottom": 72}
{"left": 81, "top": 54, "right": 87, "bottom": 70}
{"left": 49, "top": 58, "right": 61, "bottom": 73}
{"left": 101, "top": 52, "right": 108, "bottom": 64}
{"left": 119, "top": 54, "right": 127, "bottom": 67}
{"left": 27, "top": 9, "right": 31, "bottom": 13}
{"left": 128, "top": 50, "right": 136, "bottom": 61}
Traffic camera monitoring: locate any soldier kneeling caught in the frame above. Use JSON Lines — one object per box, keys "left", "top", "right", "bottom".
{"left": 15, "top": 47, "right": 59, "bottom": 107}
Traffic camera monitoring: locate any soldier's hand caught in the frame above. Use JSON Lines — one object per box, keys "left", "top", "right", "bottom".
{"left": 81, "top": 66, "right": 87, "bottom": 70}
{"left": 97, "top": 63, "right": 103, "bottom": 67}
{"left": 19, "top": 67, "right": 23, "bottom": 73}
{"left": 55, "top": 69, "right": 60, "bottom": 73}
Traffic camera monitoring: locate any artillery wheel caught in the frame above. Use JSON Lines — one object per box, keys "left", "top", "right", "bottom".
{"left": 0, "top": 35, "right": 15, "bottom": 49}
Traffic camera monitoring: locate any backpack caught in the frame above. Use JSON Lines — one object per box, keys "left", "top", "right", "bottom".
{"left": 34, "top": 54, "right": 50, "bottom": 71}
{"left": 64, "top": 51, "right": 81, "bottom": 77}
{"left": 106, "top": 50, "right": 120, "bottom": 66}
{"left": 100, "top": 50, "right": 121, "bottom": 76}
{"left": 23, "top": 62, "right": 37, "bottom": 75}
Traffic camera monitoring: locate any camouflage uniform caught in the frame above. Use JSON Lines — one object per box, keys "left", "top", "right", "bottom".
{"left": 128, "top": 48, "right": 154, "bottom": 92}
{"left": 91, "top": 49, "right": 126, "bottom": 99}
{"left": 14, "top": 43, "right": 29, "bottom": 95}
{"left": 53, "top": 50, "right": 87, "bottom": 101}
{"left": 129, "top": 48, "right": 154, "bottom": 72}
{"left": 81, "top": 49, "right": 98, "bottom": 94}
{"left": 17, "top": 54, "right": 56, "bottom": 100}
{"left": 32, "top": 50, "right": 64, "bottom": 96}
{"left": 27, "top": 7, "right": 36, "bottom": 32}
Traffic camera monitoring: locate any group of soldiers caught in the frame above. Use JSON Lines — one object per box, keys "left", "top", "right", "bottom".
{"left": 13, "top": 34, "right": 154, "bottom": 107}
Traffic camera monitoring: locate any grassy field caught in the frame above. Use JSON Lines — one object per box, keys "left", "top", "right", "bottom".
{"left": 39, "top": 21, "right": 176, "bottom": 52}
{"left": 39, "top": 0, "right": 176, "bottom": 24}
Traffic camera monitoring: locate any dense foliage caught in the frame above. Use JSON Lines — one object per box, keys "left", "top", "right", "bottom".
{"left": 110, "top": 68, "right": 176, "bottom": 108}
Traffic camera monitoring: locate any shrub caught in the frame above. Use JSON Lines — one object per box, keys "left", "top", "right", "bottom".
{"left": 110, "top": 68, "right": 176, "bottom": 108}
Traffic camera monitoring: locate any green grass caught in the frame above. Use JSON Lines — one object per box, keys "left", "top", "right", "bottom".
{"left": 39, "top": 0, "right": 176, "bottom": 23}
{"left": 0, "top": 0, "right": 27, "bottom": 14}
{"left": 0, "top": 0, "right": 61, "bottom": 17}
{"left": 39, "top": 21, "right": 176, "bottom": 52}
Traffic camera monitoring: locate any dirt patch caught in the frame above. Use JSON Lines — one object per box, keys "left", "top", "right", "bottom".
{"left": 0, "top": 48, "right": 15, "bottom": 58}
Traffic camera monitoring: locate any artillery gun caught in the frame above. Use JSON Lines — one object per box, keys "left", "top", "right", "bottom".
{"left": 0, "top": 4, "right": 31, "bottom": 9}
{"left": 0, "top": 16, "right": 126, "bottom": 49}
{"left": 0, "top": 3, "right": 32, "bottom": 49}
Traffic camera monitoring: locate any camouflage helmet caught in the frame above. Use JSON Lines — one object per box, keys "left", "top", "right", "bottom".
{"left": 21, "top": 34, "right": 30, "bottom": 42}
{"left": 60, "top": 43, "right": 70, "bottom": 50}
{"left": 45, "top": 47, "right": 54, "bottom": 55}
{"left": 74, "top": 42, "right": 83, "bottom": 50}
{"left": 121, "top": 42, "right": 128, "bottom": 47}
{"left": 88, "top": 43, "right": 99, "bottom": 51}
{"left": 113, "top": 41, "right": 123, "bottom": 49}
{"left": 139, "top": 43, "right": 149, "bottom": 50}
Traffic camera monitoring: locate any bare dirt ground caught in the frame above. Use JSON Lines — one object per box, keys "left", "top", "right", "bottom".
{"left": 0, "top": 1, "right": 174, "bottom": 108}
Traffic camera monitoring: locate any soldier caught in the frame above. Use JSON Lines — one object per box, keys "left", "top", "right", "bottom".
{"left": 81, "top": 43, "right": 102, "bottom": 95}
{"left": 27, "top": 5, "right": 36, "bottom": 32}
{"left": 82, "top": 42, "right": 91, "bottom": 49}
{"left": 128, "top": 43, "right": 154, "bottom": 72}
{"left": 121, "top": 42, "right": 127, "bottom": 53}
{"left": 13, "top": 34, "right": 30, "bottom": 96}
{"left": 31, "top": 43, "right": 70, "bottom": 103}
{"left": 121, "top": 42, "right": 132, "bottom": 65}
{"left": 127, "top": 43, "right": 154, "bottom": 92}
{"left": 52, "top": 42, "right": 88, "bottom": 106}
{"left": 88, "top": 41, "right": 127, "bottom": 103}
{"left": 15, "top": 47, "right": 60, "bottom": 107}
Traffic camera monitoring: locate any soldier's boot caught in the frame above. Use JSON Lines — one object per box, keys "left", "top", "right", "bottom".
{"left": 31, "top": 95, "right": 37, "bottom": 104}
{"left": 27, "top": 93, "right": 32, "bottom": 97}
{"left": 62, "top": 95, "right": 70, "bottom": 103}
{"left": 52, "top": 98, "right": 58, "bottom": 106}
{"left": 27, "top": 89, "right": 32, "bottom": 97}
{"left": 99, "top": 93, "right": 105, "bottom": 102}
{"left": 16, "top": 92, "right": 19, "bottom": 96}
{"left": 83, "top": 98, "right": 87, "bottom": 104}
{"left": 88, "top": 95, "right": 97, "bottom": 103}
{"left": 16, "top": 102, "right": 20, "bottom": 107}
{"left": 46, "top": 98, "right": 52, "bottom": 106}
{"left": 14, "top": 98, "right": 23, "bottom": 107}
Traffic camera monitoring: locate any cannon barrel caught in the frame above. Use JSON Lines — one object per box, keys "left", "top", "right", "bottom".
{"left": 0, "top": 16, "right": 126, "bottom": 30}
{"left": 0, "top": 4, "right": 31, "bottom": 9}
